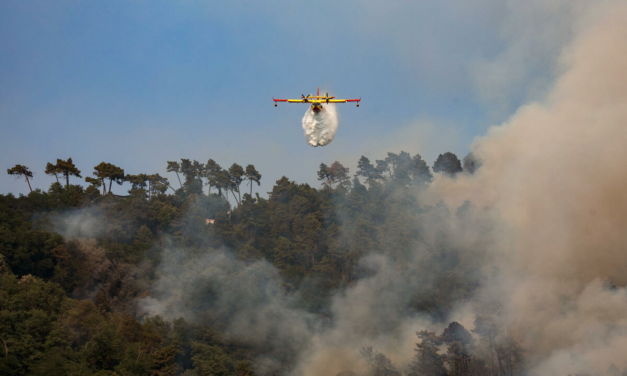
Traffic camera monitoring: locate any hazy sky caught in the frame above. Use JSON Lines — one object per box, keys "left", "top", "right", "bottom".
{"left": 0, "top": 0, "right": 576, "bottom": 196}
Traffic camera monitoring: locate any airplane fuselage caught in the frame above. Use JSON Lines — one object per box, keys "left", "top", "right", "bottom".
{"left": 311, "top": 102, "right": 323, "bottom": 113}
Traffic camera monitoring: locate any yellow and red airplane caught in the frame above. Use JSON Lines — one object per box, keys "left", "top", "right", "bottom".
{"left": 273, "top": 87, "right": 361, "bottom": 113}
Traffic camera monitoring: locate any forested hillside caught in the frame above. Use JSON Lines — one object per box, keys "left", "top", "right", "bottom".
{"left": 3, "top": 152, "right": 528, "bottom": 376}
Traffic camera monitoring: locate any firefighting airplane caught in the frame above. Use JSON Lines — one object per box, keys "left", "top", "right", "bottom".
{"left": 273, "top": 87, "right": 361, "bottom": 113}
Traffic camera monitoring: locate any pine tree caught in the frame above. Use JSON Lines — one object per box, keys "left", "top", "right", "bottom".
{"left": 244, "top": 164, "right": 262, "bottom": 196}
{"left": 356, "top": 156, "right": 380, "bottom": 186}
{"left": 409, "top": 154, "right": 433, "bottom": 185}
{"left": 328, "top": 161, "right": 351, "bottom": 190}
{"left": 441, "top": 322, "right": 474, "bottom": 376}
{"left": 166, "top": 161, "right": 183, "bottom": 188}
{"left": 205, "top": 159, "right": 223, "bottom": 195}
{"left": 407, "top": 331, "right": 447, "bottom": 376}
{"left": 433, "top": 152, "right": 463, "bottom": 175}
{"left": 229, "top": 163, "right": 245, "bottom": 204}
{"left": 47, "top": 158, "right": 82, "bottom": 188}
{"left": 7, "top": 164, "right": 33, "bottom": 192}
{"left": 45, "top": 162, "right": 62, "bottom": 183}
{"left": 151, "top": 345, "right": 176, "bottom": 376}
{"left": 317, "top": 163, "right": 332, "bottom": 187}
{"left": 361, "top": 347, "right": 400, "bottom": 376}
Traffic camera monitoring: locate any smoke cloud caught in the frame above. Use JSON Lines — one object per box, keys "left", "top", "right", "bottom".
{"left": 430, "top": 2, "right": 627, "bottom": 374}
{"left": 134, "top": 2, "right": 627, "bottom": 375}
{"left": 302, "top": 104, "right": 339, "bottom": 147}
{"left": 136, "top": 204, "right": 496, "bottom": 375}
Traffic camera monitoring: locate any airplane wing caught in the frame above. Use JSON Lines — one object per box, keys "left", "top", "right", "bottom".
{"left": 272, "top": 98, "right": 308, "bottom": 103}
{"left": 273, "top": 96, "right": 360, "bottom": 105}
{"left": 327, "top": 99, "right": 361, "bottom": 103}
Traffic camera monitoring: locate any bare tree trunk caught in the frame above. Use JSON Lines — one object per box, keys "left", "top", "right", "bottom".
{"left": 175, "top": 172, "right": 182, "bottom": 188}
{"left": 109, "top": 178, "right": 113, "bottom": 194}
{"left": 101, "top": 178, "right": 106, "bottom": 194}
{"left": 25, "top": 176, "right": 32, "bottom": 192}
{"left": 65, "top": 174, "right": 69, "bottom": 188}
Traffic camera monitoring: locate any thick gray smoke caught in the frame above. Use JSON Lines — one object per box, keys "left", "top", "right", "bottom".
{"left": 136, "top": 205, "right": 497, "bottom": 376}
{"left": 302, "top": 104, "right": 339, "bottom": 147}
{"left": 429, "top": 1, "right": 627, "bottom": 374}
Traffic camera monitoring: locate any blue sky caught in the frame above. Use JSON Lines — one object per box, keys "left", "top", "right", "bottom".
{"left": 0, "top": 0, "right": 574, "bottom": 196}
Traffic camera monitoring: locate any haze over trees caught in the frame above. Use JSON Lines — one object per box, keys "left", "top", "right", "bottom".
{"left": 0, "top": 150, "right": 564, "bottom": 376}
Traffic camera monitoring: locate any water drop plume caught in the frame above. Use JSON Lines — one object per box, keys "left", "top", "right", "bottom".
{"left": 302, "top": 104, "right": 339, "bottom": 147}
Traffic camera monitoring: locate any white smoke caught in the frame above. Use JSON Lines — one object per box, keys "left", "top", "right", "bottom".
{"left": 302, "top": 104, "right": 339, "bottom": 147}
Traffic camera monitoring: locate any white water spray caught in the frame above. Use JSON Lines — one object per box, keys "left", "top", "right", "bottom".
{"left": 302, "top": 104, "right": 338, "bottom": 147}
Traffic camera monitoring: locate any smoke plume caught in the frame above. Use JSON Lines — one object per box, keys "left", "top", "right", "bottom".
{"left": 134, "top": 2, "right": 627, "bottom": 375}
{"left": 302, "top": 104, "right": 339, "bottom": 147}
{"left": 136, "top": 205, "right": 494, "bottom": 375}
{"left": 430, "top": 2, "right": 627, "bottom": 374}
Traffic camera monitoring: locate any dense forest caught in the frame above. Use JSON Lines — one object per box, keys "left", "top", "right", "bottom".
{"left": 1, "top": 151, "right": 611, "bottom": 376}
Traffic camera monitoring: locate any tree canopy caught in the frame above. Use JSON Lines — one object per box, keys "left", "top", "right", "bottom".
{"left": 0, "top": 150, "right": 530, "bottom": 376}
{"left": 7, "top": 164, "right": 33, "bottom": 192}
{"left": 432, "top": 152, "right": 463, "bottom": 176}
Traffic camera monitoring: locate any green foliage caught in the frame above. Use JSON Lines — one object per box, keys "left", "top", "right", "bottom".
{"left": 317, "top": 161, "right": 350, "bottom": 189}
{"left": 191, "top": 343, "right": 233, "bottom": 376}
{"left": 409, "top": 153, "right": 433, "bottom": 185}
{"left": 244, "top": 164, "right": 262, "bottom": 196}
{"left": 45, "top": 162, "right": 62, "bottom": 183}
{"left": 234, "top": 361, "right": 256, "bottom": 376}
{"left": 180, "top": 159, "right": 205, "bottom": 196}
{"left": 407, "top": 331, "right": 447, "bottom": 376}
{"left": 93, "top": 162, "right": 125, "bottom": 195}
{"left": 0, "top": 198, "right": 63, "bottom": 278}
{"left": 361, "top": 346, "right": 400, "bottom": 376}
{"left": 432, "top": 152, "right": 463, "bottom": 175}
{"left": 0, "top": 150, "right": 520, "bottom": 375}
{"left": 0, "top": 273, "right": 67, "bottom": 374}
{"left": 7, "top": 165, "right": 34, "bottom": 193}
{"left": 356, "top": 156, "right": 381, "bottom": 186}
{"left": 47, "top": 158, "right": 82, "bottom": 188}
{"left": 166, "top": 161, "right": 183, "bottom": 188}
{"left": 229, "top": 163, "right": 245, "bottom": 205}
